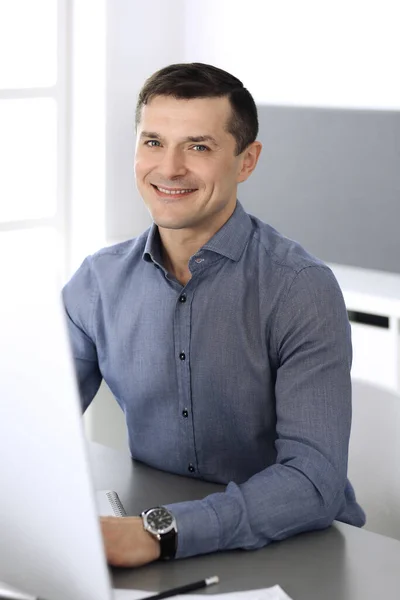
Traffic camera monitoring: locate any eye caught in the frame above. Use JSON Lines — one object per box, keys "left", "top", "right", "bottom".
{"left": 192, "top": 144, "right": 209, "bottom": 152}
{"left": 145, "top": 140, "right": 161, "bottom": 147}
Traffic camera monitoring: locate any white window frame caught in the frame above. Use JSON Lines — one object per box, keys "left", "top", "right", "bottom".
{"left": 69, "top": 0, "right": 106, "bottom": 275}
{"left": 0, "top": 0, "right": 71, "bottom": 282}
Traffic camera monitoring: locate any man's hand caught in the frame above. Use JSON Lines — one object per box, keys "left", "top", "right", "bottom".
{"left": 100, "top": 516, "right": 161, "bottom": 567}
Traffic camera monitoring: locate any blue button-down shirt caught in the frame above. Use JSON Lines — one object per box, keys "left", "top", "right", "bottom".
{"left": 63, "top": 201, "right": 365, "bottom": 558}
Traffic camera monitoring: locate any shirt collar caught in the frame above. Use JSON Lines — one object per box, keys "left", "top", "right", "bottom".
{"left": 202, "top": 200, "right": 252, "bottom": 261}
{"left": 142, "top": 200, "right": 252, "bottom": 265}
{"left": 143, "top": 224, "right": 164, "bottom": 267}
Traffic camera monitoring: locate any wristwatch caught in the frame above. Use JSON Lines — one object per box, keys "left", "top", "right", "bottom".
{"left": 141, "top": 506, "right": 178, "bottom": 560}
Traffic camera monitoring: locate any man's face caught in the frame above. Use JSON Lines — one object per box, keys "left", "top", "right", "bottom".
{"left": 135, "top": 95, "right": 249, "bottom": 232}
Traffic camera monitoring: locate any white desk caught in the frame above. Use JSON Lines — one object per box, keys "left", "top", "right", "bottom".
{"left": 329, "top": 263, "right": 400, "bottom": 393}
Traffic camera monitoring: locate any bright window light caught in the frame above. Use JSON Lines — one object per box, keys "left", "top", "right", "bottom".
{"left": 0, "top": 0, "right": 57, "bottom": 89}
{"left": 0, "top": 227, "right": 63, "bottom": 289}
{"left": 0, "top": 98, "right": 57, "bottom": 223}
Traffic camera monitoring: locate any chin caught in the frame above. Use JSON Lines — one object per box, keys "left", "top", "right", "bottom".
{"left": 148, "top": 203, "right": 199, "bottom": 231}
{"left": 153, "top": 217, "right": 195, "bottom": 231}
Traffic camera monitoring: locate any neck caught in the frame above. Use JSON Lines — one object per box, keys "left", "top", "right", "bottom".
{"left": 158, "top": 203, "right": 236, "bottom": 286}
{"left": 160, "top": 228, "right": 211, "bottom": 286}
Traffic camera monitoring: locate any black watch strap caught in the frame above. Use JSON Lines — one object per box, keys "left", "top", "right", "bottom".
{"left": 159, "top": 527, "right": 177, "bottom": 560}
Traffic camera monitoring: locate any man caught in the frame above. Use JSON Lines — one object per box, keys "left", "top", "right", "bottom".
{"left": 63, "top": 63, "right": 365, "bottom": 567}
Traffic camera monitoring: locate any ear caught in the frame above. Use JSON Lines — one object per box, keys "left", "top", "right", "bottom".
{"left": 237, "top": 141, "right": 262, "bottom": 183}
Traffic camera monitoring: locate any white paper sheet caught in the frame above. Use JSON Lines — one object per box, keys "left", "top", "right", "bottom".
{"left": 113, "top": 586, "right": 293, "bottom": 600}
{"left": 0, "top": 581, "right": 293, "bottom": 600}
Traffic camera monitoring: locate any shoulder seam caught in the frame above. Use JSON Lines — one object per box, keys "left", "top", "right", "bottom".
{"left": 250, "top": 231, "right": 318, "bottom": 275}
{"left": 274, "top": 264, "right": 333, "bottom": 360}
{"left": 91, "top": 241, "right": 137, "bottom": 261}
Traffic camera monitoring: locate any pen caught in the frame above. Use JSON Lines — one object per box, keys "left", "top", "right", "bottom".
{"left": 139, "top": 575, "right": 220, "bottom": 600}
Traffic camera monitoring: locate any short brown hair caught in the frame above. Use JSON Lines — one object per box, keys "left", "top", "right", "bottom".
{"left": 135, "top": 63, "right": 258, "bottom": 155}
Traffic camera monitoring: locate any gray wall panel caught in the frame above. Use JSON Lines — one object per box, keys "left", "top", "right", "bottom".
{"left": 240, "top": 106, "right": 400, "bottom": 274}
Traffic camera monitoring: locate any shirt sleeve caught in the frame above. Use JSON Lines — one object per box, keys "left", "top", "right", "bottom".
{"left": 62, "top": 257, "right": 102, "bottom": 412}
{"left": 165, "top": 265, "right": 364, "bottom": 558}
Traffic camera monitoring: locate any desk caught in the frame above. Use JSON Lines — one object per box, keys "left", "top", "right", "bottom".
{"left": 89, "top": 443, "right": 400, "bottom": 600}
{"left": 329, "top": 263, "right": 400, "bottom": 394}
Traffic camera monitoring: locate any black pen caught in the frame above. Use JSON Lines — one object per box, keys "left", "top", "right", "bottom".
{"left": 140, "top": 575, "right": 220, "bottom": 600}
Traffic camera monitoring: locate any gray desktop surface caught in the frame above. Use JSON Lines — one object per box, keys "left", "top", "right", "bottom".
{"left": 89, "top": 443, "right": 400, "bottom": 600}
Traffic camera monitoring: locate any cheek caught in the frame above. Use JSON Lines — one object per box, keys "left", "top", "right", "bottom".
{"left": 210, "top": 161, "right": 237, "bottom": 188}
{"left": 200, "top": 161, "right": 229, "bottom": 184}
{"left": 134, "top": 155, "right": 155, "bottom": 180}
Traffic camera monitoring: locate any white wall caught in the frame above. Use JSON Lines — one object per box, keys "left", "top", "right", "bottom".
{"left": 185, "top": 0, "right": 400, "bottom": 109}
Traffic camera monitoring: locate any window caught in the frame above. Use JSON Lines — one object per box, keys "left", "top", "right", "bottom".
{"left": 0, "top": 0, "right": 69, "bottom": 285}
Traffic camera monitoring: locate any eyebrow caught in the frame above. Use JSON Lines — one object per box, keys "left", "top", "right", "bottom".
{"left": 140, "top": 132, "right": 220, "bottom": 147}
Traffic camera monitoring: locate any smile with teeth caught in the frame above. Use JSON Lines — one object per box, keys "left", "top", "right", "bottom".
{"left": 155, "top": 185, "right": 196, "bottom": 195}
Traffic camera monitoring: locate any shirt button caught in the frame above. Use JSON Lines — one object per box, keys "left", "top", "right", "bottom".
{"left": 179, "top": 294, "right": 186, "bottom": 303}
{"left": 182, "top": 409, "right": 189, "bottom": 418}
{"left": 188, "top": 464, "right": 195, "bottom": 473}
{"left": 179, "top": 352, "right": 186, "bottom": 361}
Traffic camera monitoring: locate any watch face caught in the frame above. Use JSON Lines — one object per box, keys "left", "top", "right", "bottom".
{"left": 146, "top": 508, "right": 174, "bottom": 532}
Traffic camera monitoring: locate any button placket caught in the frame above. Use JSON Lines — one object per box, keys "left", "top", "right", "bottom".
{"left": 174, "top": 285, "right": 198, "bottom": 476}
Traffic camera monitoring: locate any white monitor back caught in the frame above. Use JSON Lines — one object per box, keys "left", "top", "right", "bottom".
{"left": 0, "top": 265, "right": 112, "bottom": 600}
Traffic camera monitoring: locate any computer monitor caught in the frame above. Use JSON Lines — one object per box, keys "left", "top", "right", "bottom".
{"left": 0, "top": 266, "right": 113, "bottom": 600}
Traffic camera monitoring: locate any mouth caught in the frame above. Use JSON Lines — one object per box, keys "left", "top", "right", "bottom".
{"left": 151, "top": 184, "right": 198, "bottom": 199}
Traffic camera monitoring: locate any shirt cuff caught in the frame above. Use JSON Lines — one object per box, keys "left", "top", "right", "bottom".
{"left": 164, "top": 498, "right": 221, "bottom": 559}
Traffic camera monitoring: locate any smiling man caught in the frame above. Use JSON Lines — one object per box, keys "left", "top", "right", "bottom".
{"left": 135, "top": 92, "right": 261, "bottom": 286}
{"left": 63, "top": 63, "right": 365, "bottom": 567}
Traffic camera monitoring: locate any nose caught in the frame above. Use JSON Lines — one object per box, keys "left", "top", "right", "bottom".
{"left": 157, "top": 148, "right": 187, "bottom": 179}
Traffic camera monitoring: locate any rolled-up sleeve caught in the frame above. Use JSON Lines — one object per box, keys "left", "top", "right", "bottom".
{"left": 62, "top": 257, "right": 102, "bottom": 411}
{"left": 166, "top": 266, "right": 364, "bottom": 558}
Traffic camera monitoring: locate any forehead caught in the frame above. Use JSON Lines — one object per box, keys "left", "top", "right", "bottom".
{"left": 138, "top": 95, "right": 233, "bottom": 140}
